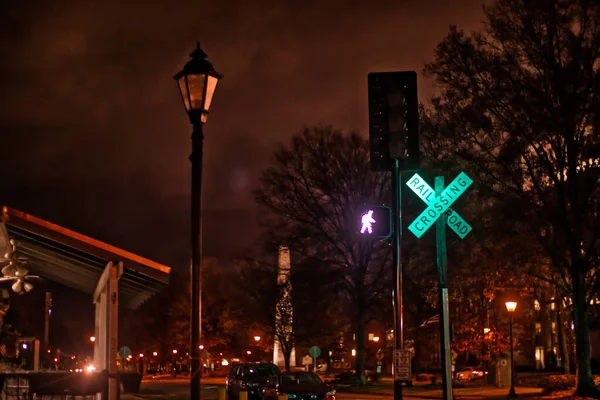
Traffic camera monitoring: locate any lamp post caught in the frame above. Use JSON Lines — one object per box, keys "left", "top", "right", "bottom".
{"left": 174, "top": 42, "right": 222, "bottom": 400}
{"left": 505, "top": 301, "right": 517, "bottom": 399}
{"left": 483, "top": 327, "right": 490, "bottom": 384}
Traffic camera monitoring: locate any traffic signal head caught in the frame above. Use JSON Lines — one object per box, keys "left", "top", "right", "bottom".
{"left": 357, "top": 206, "right": 392, "bottom": 239}
{"left": 368, "top": 71, "right": 419, "bottom": 172}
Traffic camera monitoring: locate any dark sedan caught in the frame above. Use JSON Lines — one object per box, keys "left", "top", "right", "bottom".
{"left": 262, "top": 372, "right": 335, "bottom": 400}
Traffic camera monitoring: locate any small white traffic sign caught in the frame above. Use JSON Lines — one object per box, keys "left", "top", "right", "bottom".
{"left": 394, "top": 350, "right": 412, "bottom": 381}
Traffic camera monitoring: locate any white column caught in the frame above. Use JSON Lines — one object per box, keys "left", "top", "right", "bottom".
{"left": 93, "top": 261, "right": 123, "bottom": 400}
{"left": 273, "top": 246, "right": 296, "bottom": 368}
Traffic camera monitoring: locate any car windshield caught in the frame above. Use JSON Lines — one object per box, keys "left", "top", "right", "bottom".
{"left": 244, "top": 366, "right": 275, "bottom": 377}
{"left": 280, "top": 373, "right": 323, "bottom": 385}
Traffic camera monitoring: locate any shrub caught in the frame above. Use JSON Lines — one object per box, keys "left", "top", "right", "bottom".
{"left": 537, "top": 375, "right": 576, "bottom": 393}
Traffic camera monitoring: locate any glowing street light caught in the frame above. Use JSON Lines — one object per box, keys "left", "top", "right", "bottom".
{"left": 139, "top": 354, "right": 144, "bottom": 358}
{"left": 199, "top": 345, "right": 204, "bottom": 350}
{"left": 505, "top": 300, "right": 518, "bottom": 399}
{"left": 505, "top": 301, "right": 517, "bottom": 313}
{"left": 254, "top": 336, "right": 261, "bottom": 342}
{"left": 172, "top": 350, "right": 178, "bottom": 355}
{"left": 153, "top": 352, "right": 158, "bottom": 356}
{"left": 174, "top": 42, "right": 222, "bottom": 400}
{"left": 372, "top": 336, "right": 380, "bottom": 342}
{"left": 246, "top": 351, "right": 251, "bottom": 355}
{"left": 90, "top": 336, "right": 96, "bottom": 343}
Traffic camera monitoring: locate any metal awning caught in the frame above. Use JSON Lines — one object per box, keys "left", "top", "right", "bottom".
{"left": 0, "top": 206, "right": 170, "bottom": 309}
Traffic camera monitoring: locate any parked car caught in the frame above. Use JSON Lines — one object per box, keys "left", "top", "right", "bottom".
{"left": 227, "top": 363, "right": 280, "bottom": 400}
{"left": 455, "top": 367, "right": 487, "bottom": 381}
{"left": 262, "top": 372, "right": 336, "bottom": 400}
{"left": 315, "top": 364, "right": 327, "bottom": 373}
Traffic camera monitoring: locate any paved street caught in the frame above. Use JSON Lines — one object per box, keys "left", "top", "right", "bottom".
{"left": 134, "top": 378, "right": 544, "bottom": 400}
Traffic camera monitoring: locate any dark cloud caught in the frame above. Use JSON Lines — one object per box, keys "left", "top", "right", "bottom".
{"left": 0, "top": 0, "right": 490, "bottom": 273}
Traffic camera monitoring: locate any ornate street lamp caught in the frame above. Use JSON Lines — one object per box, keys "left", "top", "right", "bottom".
{"left": 505, "top": 301, "right": 518, "bottom": 399}
{"left": 174, "top": 42, "right": 222, "bottom": 400}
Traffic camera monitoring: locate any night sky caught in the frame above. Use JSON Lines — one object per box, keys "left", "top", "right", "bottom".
{"left": 1, "top": 0, "right": 488, "bottom": 273}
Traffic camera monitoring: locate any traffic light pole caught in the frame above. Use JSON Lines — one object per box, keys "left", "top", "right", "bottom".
{"left": 435, "top": 176, "right": 453, "bottom": 400}
{"left": 392, "top": 159, "right": 404, "bottom": 400}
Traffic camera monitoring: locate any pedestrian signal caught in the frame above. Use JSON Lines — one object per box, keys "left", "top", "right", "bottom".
{"left": 358, "top": 206, "right": 392, "bottom": 239}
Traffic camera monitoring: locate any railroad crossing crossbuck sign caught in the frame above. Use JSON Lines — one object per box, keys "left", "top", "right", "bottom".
{"left": 406, "top": 172, "right": 473, "bottom": 239}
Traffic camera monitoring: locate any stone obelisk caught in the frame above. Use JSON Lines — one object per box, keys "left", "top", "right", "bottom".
{"left": 273, "top": 245, "right": 296, "bottom": 367}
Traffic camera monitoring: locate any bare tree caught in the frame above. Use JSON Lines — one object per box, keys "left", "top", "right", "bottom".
{"left": 423, "top": 0, "right": 599, "bottom": 394}
{"left": 254, "top": 126, "right": 392, "bottom": 383}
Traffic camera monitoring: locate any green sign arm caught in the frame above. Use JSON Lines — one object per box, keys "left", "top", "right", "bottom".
{"left": 407, "top": 172, "right": 473, "bottom": 238}
{"left": 405, "top": 173, "right": 472, "bottom": 238}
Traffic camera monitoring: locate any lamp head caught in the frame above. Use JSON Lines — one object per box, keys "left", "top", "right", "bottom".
{"left": 505, "top": 301, "right": 517, "bottom": 313}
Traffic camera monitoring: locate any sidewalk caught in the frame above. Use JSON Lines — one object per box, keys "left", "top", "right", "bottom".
{"left": 408, "top": 387, "right": 544, "bottom": 399}
{"left": 336, "top": 383, "right": 545, "bottom": 399}
{"left": 142, "top": 376, "right": 226, "bottom": 385}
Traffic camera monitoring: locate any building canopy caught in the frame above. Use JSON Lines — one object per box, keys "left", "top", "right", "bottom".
{"left": 0, "top": 206, "right": 170, "bottom": 309}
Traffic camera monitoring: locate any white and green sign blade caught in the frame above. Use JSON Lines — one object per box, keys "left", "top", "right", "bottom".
{"left": 406, "top": 172, "right": 473, "bottom": 238}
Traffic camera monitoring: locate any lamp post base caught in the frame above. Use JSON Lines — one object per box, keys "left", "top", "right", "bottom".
{"left": 507, "top": 387, "right": 518, "bottom": 399}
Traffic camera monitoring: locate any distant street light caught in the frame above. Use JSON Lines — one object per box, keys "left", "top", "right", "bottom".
{"left": 90, "top": 336, "right": 96, "bottom": 343}
{"left": 153, "top": 352, "right": 158, "bottom": 357}
{"left": 246, "top": 351, "right": 251, "bottom": 355}
{"left": 139, "top": 354, "right": 144, "bottom": 358}
{"left": 505, "top": 301, "right": 518, "bottom": 399}
{"left": 174, "top": 42, "right": 222, "bottom": 400}
{"left": 199, "top": 345, "right": 204, "bottom": 350}
{"left": 372, "top": 336, "right": 380, "bottom": 342}
{"left": 483, "top": 327, "right": 491, "bottom": 335}
{"left": 254, "top": 336, "right": 261, "bottom": 342}
{"left": 173, "top": 350, "right": 178, "bottom": 355}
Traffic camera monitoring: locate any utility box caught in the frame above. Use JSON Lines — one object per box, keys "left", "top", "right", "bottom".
{"left": 488, "top": 358, "right": 511, "bottom": 387}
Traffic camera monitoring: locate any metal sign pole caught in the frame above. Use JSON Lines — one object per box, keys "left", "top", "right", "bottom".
{"left": 392, "top": 159, "right": 405, "bottom": 400}
{"left": 435, "top": 176, "right": 453, "bottom": 400}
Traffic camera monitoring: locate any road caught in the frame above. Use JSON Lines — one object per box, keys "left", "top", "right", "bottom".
{"left": 140, "top": 379, "right": 390, "bottom": 400}
{"left": 138, "top": 378, "right": 544, "bottom": 400}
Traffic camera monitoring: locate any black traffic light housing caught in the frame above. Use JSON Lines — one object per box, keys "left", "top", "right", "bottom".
{"left": 357, "top": 206, "right": 392, "bottom": 239}
{"left": 368, "top": 71, "right": 419, "bottom": 172}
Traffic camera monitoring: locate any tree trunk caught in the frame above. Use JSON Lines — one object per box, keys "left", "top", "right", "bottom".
{"left": 414, "top": 325, "right": 422, "bottom": 374}
{"left": 283, "top": 348, "right": 291, "bottom": 372}
{"left": 572, "top": 269, "right": 599, "bottom": 397}
{"left": 556, "top": 297, "right": 570, "bottom": 374}
{"left": 354, "top": 293, "right": 367, "bottom": 385}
